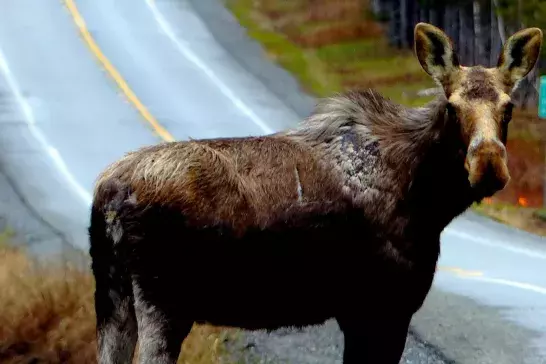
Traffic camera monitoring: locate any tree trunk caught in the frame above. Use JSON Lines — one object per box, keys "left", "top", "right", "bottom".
{"left": 491, "top": 0, "right": 506, "bottom": 44}
{"left": 429, "top": 2, "right": 438, "bottom": 27}
{"left": 458, "top": 3, "right": 475, "bottom": 65}
{"left": 448, "top": 5, "right": 460, "bottom": 51}
{"left": 385, "top": 0, "right": 400, "bottom": 48}
{"left": 420, "top": 3, "right": 428, "bottom": 23}
{"left": 517, "top": 0, "right": 523, "bottom": 29}
{"left": 479, "top": 0, "right": 492, "bottom": 66}
{"left": 473, "top": 1, "right": 482, "bottom": 65}
{"left": 490, "top": 0, "right": 502, "bottom": 65}
{"left": 400, "top": 0, "right": 408, "bottom": 48}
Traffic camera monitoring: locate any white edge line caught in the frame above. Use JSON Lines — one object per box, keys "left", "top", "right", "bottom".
{"left": 144, "top": 0, "right": 275, "bottom": 135}
{"left": 439, "top": 270, "right": 546, "bottom": 296}
{"left": 0, "top": 46, "right": 93, "bottom": 207}
{"left": 443, "top": 227, "right": 546, "bottom": 261}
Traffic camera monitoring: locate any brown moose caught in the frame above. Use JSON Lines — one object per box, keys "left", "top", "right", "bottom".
{"left": 89, "top": 23, "right": 543, "bottom": 363}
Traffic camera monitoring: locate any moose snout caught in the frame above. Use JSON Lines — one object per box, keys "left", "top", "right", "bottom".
{"left": 465, "top": 138, "right": 510, "bottom": 197}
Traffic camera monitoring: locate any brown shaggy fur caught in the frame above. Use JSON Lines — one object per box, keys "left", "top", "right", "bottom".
{"left": 89, "top": 23, "right": 543, "bottom": 364}
{"left": 97, "top": 136, "right": 345, "bottom": 237}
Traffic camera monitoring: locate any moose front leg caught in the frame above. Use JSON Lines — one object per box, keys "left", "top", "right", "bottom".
{"left": 337, "top": 314, "right": 412, "bottom": 364}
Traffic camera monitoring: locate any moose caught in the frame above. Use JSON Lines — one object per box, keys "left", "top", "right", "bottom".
{"left": 89, "top": 23, "right": 542, "bottom": 363}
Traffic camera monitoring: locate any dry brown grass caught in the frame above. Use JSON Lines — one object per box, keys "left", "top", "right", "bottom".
{"left": 0, "top": 243, "right": 96, "bottom": 363}
{"left": 0, "top": 242, "right": 235, "bottom": 364}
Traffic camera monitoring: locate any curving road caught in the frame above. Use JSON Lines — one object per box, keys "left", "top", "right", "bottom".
{"left": 0, "top": 0, "right": 545, "bottom": 363}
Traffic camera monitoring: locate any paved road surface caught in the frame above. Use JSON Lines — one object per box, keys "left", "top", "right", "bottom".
{"left": 0, "top": 0, "right": 544, "bottom": 363}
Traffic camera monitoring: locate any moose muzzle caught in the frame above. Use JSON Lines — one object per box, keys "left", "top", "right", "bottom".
{"left": 465, "top": 137, "right": 510, "bottom": 197}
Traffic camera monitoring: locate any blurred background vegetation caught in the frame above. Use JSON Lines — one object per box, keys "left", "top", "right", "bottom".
{"left": 225, "top": 0, "right": 546, "bottom": 236}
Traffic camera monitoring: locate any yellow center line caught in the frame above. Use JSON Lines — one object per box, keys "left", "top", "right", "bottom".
{"left": 62, "top": 0, "right": 175, "bottom": 142}
{"left": 437, "top": 265, "right": 484, "bottom": 277}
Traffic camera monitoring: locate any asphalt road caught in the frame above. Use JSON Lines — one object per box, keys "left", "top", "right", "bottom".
{"left": 0, "top": 0, "right": 545, "bottom": 363}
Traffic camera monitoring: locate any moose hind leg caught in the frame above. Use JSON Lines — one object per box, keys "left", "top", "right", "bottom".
{"left": 91, "top": 220, "right": 138, "bottom": 362}
{"left": 133, "top": 281, "right": 193, "bottom": 364}
{"left": 338, "top": 314, "right": 411, "bottom": 364}
{"left": 95, "top": 280, "right": 138, "bottom": 364}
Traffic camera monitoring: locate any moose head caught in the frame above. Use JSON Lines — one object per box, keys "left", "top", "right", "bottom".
{"left": 414, "top": 22, "right": 543, "bottom": 197}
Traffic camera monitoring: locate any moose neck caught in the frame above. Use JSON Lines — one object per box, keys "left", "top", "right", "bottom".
{"left": 286, "top": 89, "right": 478, "bottom": 239}
{"left": 401, "top": 101, "right": 477, "bottom": 238}
{"left": 361, "top": 94, "right": 475, "bottom": 238}
{"left": 367, "top": 92, "right": 478, "bottom": 237}
{"left": 367, "top": 91, "right": 478, "bottom": 237}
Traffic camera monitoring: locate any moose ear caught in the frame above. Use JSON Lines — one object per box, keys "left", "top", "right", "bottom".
{"left": 497, "top": 27, "right": 543, "bottom": 90}
{"left": 414, "top": 22, "right": 460, "bottom": 86}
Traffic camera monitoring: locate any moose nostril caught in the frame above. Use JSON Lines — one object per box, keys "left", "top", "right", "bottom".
{"left": 479, "top": 160, "right": 509, "bottom": 194}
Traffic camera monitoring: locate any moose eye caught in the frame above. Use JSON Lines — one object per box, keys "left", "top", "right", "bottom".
{"left": 502, "top": 102, "right": 514, "bottom": 124}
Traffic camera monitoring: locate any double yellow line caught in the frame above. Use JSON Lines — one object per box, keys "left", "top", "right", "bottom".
{"left": 63, "top": 0, "right": 175, "bottom": 142}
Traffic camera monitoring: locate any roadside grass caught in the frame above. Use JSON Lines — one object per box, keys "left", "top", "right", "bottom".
{"left": 225, "top": 0, "right": 546, "bottom": 236}
{"left": 0, "top": 237, "right": 237, "bottom": 364}
{"left": 224, "top": 0, "right": 436, "bottom": 104}
{"left": 536, "top": 208, "right": 546, "bottom": 222}
{"left": 473, "top": 200, "right": 546, "bottom": 237}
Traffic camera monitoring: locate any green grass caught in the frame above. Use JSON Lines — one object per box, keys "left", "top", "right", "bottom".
{"left": 0, "top": 227, "right": 15, "bottom": 248}
{"left": 315, "top": 39, "right": 418, "bottom": 69}
{"left": 472, "top": 200, "right": 519, "bottom": 214}
{"left": 472, "top": 201, "right": 546, "bottom": 237}
{"left": 471, "top": 202, "right": 507, "bottom": 224}
{"left": 315, "top": 39, "right": 393, "bottom": 61}
{"left": 535, "top": 208, "right": 546, "bottom": 222}
{"left": 258, "top": 0, "right": 304, "bottom": 14}
{"left": 377, "top": 82, "right": 437, "bottom": 107}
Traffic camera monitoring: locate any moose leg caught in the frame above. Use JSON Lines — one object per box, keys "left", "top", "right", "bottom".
{"left": 337, "top": 314, "right": 411, "bottom": 364}
{"left": 95, "top": 284, "right": 138, "bottom": 364}
{"left": 133, "top": 281, "right": 193, "bottom": 364}
{"left": 90, "top": 211, "right": 138, "bottom": 363}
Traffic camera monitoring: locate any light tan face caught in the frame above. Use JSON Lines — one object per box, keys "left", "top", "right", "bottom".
{"left": 414, "top": 23, "right": 543, "bottom": 197}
